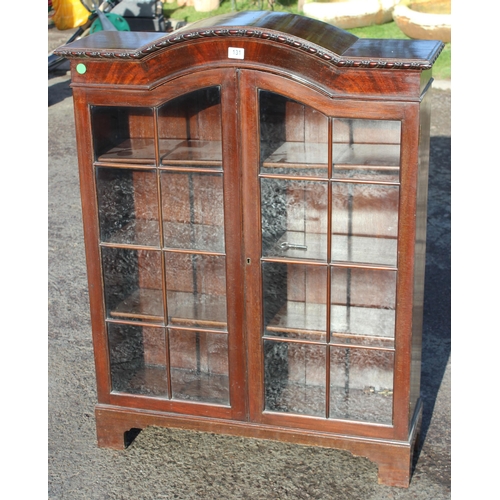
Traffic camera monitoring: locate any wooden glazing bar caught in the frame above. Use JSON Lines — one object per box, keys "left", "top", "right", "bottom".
{"left": 333, "top": 165, "right": 400, "bottom": 171}
{"left": 331, "top": 262, "right": 397, "bottom": 271}
{"left": 162, "top": 248, "right": 226, "bottom": 257}
{"left": 158, "top": 166, "right": 172, "bottom": 397}
{"left": 109, "top": 311, "right": 163, "bottom": 322}
{"left": 262, "top": 162, "right": 327, "bottom": 169}
{"left": 94, "top": 161, "right": 156, "bottom": 169}
{"left": 261, "top": 256, "right": 398, "bottom": 269}
{"left": 164, "top": 295, "right": 172, "bottom": 400}
{"left": 105, "top": 318, "right": 165, "bottom": 329}
{"left": 264, "top": 334, "right": 394, "bottom": 353}
{"left": 326, "top": 117, "right": 333, "bottom": 418}
{"left": 98, "top": 243, "right": 226, "bottom": 256}
{"left": 330, "top": 332, "right": 395, "bottom": 343}
{"left": 264, "top": 335, "right": 326, "bottom": 347}
{"left": 266, "top": 326, "right": 325, "bottom": 336}
{"left": 153, "top": 108, "right": 160, "bottom": 166}
{"left": 262, "top": 163, "right": 399, "bottom": 173}
{"left": 328, "top": 342, "right": 395, "bottom": 353}
{"left": 169, "top": 317, "right": 227, "bottom": 330}
{"left": 330, "top": 177, "right": 400, "bottom": 186}
{"left": 158, "top": 166, "right": 223, "bottom": 173}
{"left": 261, "top": 257, "right": 328, "bottom": 266}
{"left": 259, "top": 173, "right": 329, "bottom": 182}
{"left": 166, "top": 324, "right": 229, "bottom": 335}
{"left": 99, "top": 242, "right": 160, "bottom": 251}
{"left": 259, "top": 172, "right": 400, "bottom": 186}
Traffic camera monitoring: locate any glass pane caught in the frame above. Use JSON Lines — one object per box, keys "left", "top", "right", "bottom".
{"left": 92, "top": 106, "right": 155, "bottom": 164}
{"left": 165, "top": 253, "right": 227, "bottom": 330}
{"left": 259, "top": 91, "right": 328, "bottom": 177}
{"left": 261, "top": 178, "right": 328, "bottom": 261}
{"left": 158, "top": 87, "right": 222, "bottom": 169}
{"left": 161, "top": 172, "right": 225, "bottom": 252}
{"left": 332, "top": 119, "right": 401, "bottom": 182}
{"left": 331, "top": 183, "right": 399, "bottom": 266}
{"left": 101, "top": 247, "right": 163, "bottom": 323}
{"left": 330, "top": 347, "right": 394, "bottom": 424}
{"left": 108, "top": 323, "right": 168, "bottom": 397}
{"left": 331, "top": 268, "right": 396, "bottom": 347}
{"left": 96, "top": 168, "right": 159, "bottom": 247}
{"left": 263, "top": 262, "right": 327, "bottom": 342}
{"left": 264, "top": 340, "right": 326, "bottom": 417}
{"left": 169, "top": 329, "right": 229, "bottom": 405}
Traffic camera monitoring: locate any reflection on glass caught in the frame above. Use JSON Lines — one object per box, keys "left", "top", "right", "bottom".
{"left": 263, "top": 262, "right": 327, "bottom": 342}
{"left": 158, "top": 87, "right": 222, "bottom": 168}
{"left": 259, "top": 91, "right": 328, "bottom": 177}
{"left": 101, "top": 247, "right": 163, "bottom": 323}
{"left": 331, "top": 183, "right": 399, "bottom": 266}
{"left": 332, "top": 118, "right": 401, "bottom": 182}
{"left": 108, "top": 323, "right": 168, "bottom": 397}
{"left": 169, "top": 329, "right": 229, "bottom": 405}
{"left": 331, "top": 267, "right": 396, "bottom": 347}
{"left": 165, "top": 253, "right": 227, "bottom": 330}
{"left": 97, "top": 168, "right": 159, "bottom": 247}
{"left": 264, "top": 340, "right": 326, "bottom": 417}
{"left": 161, "top": 172, "right": 225, "bottom": 252}
{"left": 92, "top": 106, "right": 155, "bottom": 164}
{"left": 330, "top": 347, "right": 394, "bottom": 424}
{"left": 261, "top": 178, "right": 328, "bottom": 260}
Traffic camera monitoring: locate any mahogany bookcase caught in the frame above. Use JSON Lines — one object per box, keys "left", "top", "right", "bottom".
{"left": 55, "top": 11, "right": 444, "bottom": 487}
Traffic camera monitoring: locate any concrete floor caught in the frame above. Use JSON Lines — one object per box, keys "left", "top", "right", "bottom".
{"left": 48, "top": 23, "right": 450, "bottom": 500}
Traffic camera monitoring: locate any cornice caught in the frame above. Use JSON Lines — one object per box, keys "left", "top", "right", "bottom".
{"left": 54, "top": 27, "right": 445, "bottom": 71}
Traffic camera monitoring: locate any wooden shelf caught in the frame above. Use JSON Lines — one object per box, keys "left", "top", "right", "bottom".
{"left": 260, "top": 142, "right": 400, "bottom": 168}
{"left": 161, "top": 140, "right": 222, "bottom": 167}
{"left": 112, "top": 365, "right": 229, "bottom": 405}
{"left": 96, "top": 138, "right": 223, "bottom": 167}
{"left": 262, "top": 142, "right": 328, "bottom": 170}
{"left": 261, "top": 141, "right": 400, "bottom": 180}
{"left": 109, "top": 289, "right": 228, "bottom": 330}
{"left": 266, "top": 301, "right": 394, "bottom": 347}
{"left": 167, "top": 291, "right": 228, "bottom": 330}
{"left": 102, "top": 219, "right": 160, "bottom": 247}
{"left": 265, "top": 230, "right": 397, "bottom": 266}
{"left": 331, "top": 234, "right": 397, "bottom": 267}
{"left": 333, "top": 143, "right": 400, "bottom": 168}
{"left": 100, "top": 220, "right": 225, "bottom": 252}
{"left": 163, "top": 221, "right": 225, "bottom": 253}
{"left": 109, "top": 288, "right": 164, "bottom": 322}
{"left": 97, "top": 138, "right": 155, "bottom": 164}
{"left": 266, "top": 301, "right": 326, "bottom": 341}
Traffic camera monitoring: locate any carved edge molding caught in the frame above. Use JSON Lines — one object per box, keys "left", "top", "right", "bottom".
{"left": 54, "top": 28, "right": 445, "bottom": 70}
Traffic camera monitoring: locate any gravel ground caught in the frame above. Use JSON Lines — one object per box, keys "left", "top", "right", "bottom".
{"left": 48, "top": 23, "right": 451, "bottom": 500}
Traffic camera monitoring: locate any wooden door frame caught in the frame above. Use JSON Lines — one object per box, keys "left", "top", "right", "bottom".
{"left": 239, "top": 69, "right": 420, "bottom": 441}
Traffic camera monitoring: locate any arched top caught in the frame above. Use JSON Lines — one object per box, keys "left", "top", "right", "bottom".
{"left": 55, "top": 10, "right": 444, "bottom": 71}
{"left": 177, "top": 10, "right": 358, "bottom": 54}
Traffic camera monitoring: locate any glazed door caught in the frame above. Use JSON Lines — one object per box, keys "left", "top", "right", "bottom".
{"left": 240, "top": 71, "right": 413, "bottom": 439}
{"left": 85, "top": 69, "right": 246, "bottom": 420}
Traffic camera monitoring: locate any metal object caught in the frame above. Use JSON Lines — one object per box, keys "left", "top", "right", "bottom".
{"left": 280, "top": 242, "right": 308, "bottom": 251}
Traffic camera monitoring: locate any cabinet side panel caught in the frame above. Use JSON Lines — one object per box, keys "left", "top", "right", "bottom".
{"left": 73, "top": 90, "right": 112, "bottom": 402}
{"left": 409, "top": 89, "right": 432, "bottom": 420}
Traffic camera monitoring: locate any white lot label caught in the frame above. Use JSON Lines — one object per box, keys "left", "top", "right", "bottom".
{"left": 228, "top": 47, "right": 245, "bottom": 59}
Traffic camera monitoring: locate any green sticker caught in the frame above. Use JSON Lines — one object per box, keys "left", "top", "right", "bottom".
{"left": 76, "top": 63, "right": 87, "bottom": 75}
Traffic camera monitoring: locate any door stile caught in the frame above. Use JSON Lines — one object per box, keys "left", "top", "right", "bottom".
{"left": 73, "top": 88, "right": 113, "bottom": 404}
{"left": 220, "top": 68, "right": 248, "bottom": 420}
{"left": 238, "top": 70, "right": 267, "bottom": 423}
{"left": 391, "top": 102, "right": 422, "bottom": 441}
